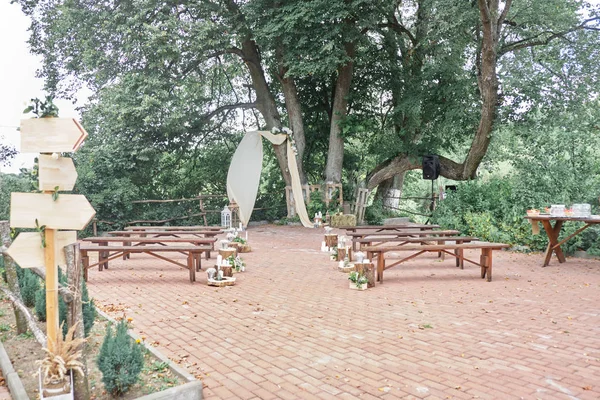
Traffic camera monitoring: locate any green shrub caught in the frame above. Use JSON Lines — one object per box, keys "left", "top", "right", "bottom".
{"left": 97, "top": 320, "right": 144, "bottom": 396}
{"left": 18, "top": 268, "right": 39, "bottom": 307}
{"left": 35, "top": 269, "right": 94, "bottom": 337}
{"left": 81, "top": 278, "right": 96, "bottom": 337}
{"left": 34, "top": 286, "right": 46, "bottom": 321}
{"left": 34, "top": 283, "right": 68, "bottom": 334}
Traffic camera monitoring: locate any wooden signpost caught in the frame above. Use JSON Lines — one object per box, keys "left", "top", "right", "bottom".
{"left": 8, "top": 118, "right": 94, "bottom": 353}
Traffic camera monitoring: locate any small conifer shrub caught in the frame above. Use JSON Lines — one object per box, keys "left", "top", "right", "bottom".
{"left": 19, "top": 269, "right": 39, "bottom": 307}
{"left": 97, "top": 320, "right": 143, "bottom": 395}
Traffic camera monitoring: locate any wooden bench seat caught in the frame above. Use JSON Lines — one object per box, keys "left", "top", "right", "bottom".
{"left": 80, "top": 244, "right": 212, "bottom": 282}
{"left": 84, "top": 236, "right": 217, "bottom": 260}
{"left": 363, "top": 242, "right": 510, "bottom": 283}
{"left": 348, "top": 229, "right": 460, "bottom": 251}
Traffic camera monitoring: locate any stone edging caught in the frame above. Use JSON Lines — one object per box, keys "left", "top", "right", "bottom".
{"left": 0, "top": 340, "right": 29, "bottom": 400}
{"left": 0, "top": 307, "right": 202, "bottom": 400}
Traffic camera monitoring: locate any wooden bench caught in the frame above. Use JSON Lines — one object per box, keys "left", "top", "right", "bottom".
{"left": 84, "top": 236, "right": 217, "bottom": 260}
{"left": 124, "top": 225, "right": 223, "bottom": 231}
{"left": 350, "top": 230, "right": 461, "bottom": 250}
{"left": 363, "top": 241, "right": 510, "bottom": 283}
{"left": 80, "top": 244, "right": 212, "bottom": 282}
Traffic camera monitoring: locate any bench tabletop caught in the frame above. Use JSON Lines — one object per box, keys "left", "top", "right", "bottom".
{"left": 80, "top": 244, "right": 212, "bottom": 252}
{"left": 125, "top": 225, "right": 222, "bottom": 231}
{"left": 347, "top": 229, "right": 459, "bottom": 238}
{"left": 108, "top": 230, "right": 222, "bottom": 236}
{"left": 363, "top": 242, "right": 510, "bottom": 252}
{"left": 340, "top": 224, "right": 440, "bottom": 231}
{"left": 84, "top": 236, "right": 216, "bottom": 243}
{"left": 354, "top": 235, "right": 477, "bottom": 244}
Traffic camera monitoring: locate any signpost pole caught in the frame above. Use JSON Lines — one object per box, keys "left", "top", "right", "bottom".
{"left": 44, "top": 227, "right": 59, "bottom": 352}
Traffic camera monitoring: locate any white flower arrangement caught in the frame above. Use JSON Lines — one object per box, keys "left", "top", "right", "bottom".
{"left": 272, "top": 126, "right": 298, "bottom": 155}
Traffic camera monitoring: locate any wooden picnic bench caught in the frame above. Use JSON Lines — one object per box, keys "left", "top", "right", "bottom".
{"left": 363, "top": 241, "right": 510, "bottom": 283}
{"left": 108, "top": 230, "right": 222, "bottom": 244}
{"left": 349, "top": 229, "right": 461, "bottom": 251}
{"left": 84, "top": 236, "right": 217, "bottom": 260}
{"left": 125, "top": 225, "right": 223, "bottom": 231}
{"left": 339, "top": 224, "right": 440, "bottom": 233}
{"left": 80, "top": 244, "right": 212, "bottom": 282}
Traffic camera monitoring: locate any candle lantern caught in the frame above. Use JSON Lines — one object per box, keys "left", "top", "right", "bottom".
{"left": 221, "top": 205, "right": 232, "bottom": 228}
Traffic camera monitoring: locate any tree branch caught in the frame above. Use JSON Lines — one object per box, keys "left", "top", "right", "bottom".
{"left": 379, "top": 16, "right": 417, "bottom": 46}
{"left": 478, "top": 0, "right": 491, "bottom": 23}
{"left": 0, "top": 286, "right": 46, "bottom": 346}
{"left": 497, "top": 0, "right": 512, "bottom": 29}
{"left": 202, "top": 103, "right": 257, "bottom": 121}
{"left": 500, "top": 17, "right": 600, "bottom": 56}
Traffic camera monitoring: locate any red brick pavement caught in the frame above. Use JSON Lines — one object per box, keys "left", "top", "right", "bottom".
{"left": 87, "top": 225, "right": 600, "bottom": 399}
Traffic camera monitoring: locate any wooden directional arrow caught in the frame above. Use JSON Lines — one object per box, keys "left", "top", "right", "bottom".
{"left": 10, "top": 193, "right": 96, "bottom": 230}
{"left": 4, "top": 231, "right": 77, "bottom": 269}
{"left": 20, "top": 118, "right": 88, "bottom": 153}
{"left": 38, "top": 154, "right": 78, "bottom": 191}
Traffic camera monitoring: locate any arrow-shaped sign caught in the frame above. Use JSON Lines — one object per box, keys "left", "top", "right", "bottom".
{"left": 38, "top": 154, "right": 78, "bottom": 191}
{"left": 20, "top": 118, "right": 88, "bottom": 153}
{"left": 4, "top": 231, "right": 77, "bottom": 269}
{"left": 10, "top": 193, "right": 96, "bottom": 230}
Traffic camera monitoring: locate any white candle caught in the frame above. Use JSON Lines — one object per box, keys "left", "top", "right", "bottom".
{"left": 239, "top": 222, "right": 243, "bottom": 230}
{"left": 338, "top": 261, "right": 344, "bottom": 269}
{"left": 217, "top": 255, "right": 222, "bottom": 266}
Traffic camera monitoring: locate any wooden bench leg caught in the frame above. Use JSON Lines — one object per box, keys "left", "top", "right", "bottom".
{"left": 82, "top": 250, "right": 89, "bottom": 281}
{"left": 377, "top": 253, "right": 385, "bottom": 283}
{"left": 480, "top": 248, "right": 492, "bottom": 281}
{"left": 188, "top": 252, "right": 195, "bottom": 282}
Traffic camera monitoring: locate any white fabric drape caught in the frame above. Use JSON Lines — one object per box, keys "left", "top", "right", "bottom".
{"left": 227, "top": 130, "right": 313, "bottom": 228}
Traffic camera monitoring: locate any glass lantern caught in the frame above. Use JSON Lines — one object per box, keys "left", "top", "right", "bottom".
{"left": 221, "top": 205, "right": 232, "bottom": 228}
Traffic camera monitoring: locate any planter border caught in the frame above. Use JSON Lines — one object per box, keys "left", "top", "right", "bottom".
{"left": 0, "top": 307, "right": 202, "bottom": 400}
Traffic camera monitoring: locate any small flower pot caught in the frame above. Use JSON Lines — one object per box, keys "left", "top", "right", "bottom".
{"left": 39, "top": 369, "right": 73, "bottom": 399}
{"left": 349, "top": 282, "right": 367, "bottom": 291}
{"left": 207, "top": 276, "right": 236, "bottom": 287}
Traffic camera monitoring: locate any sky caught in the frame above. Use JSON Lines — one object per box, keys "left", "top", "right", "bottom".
{"left": 0, "top": 1, "right": 85, "bottom": 174}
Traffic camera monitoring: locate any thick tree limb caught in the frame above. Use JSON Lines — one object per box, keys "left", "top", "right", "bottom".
{"left": 500, "top": 17, "right": 600, "bottom": 56}
{"left": 497, "top": 0, "right": 512, "bottom": 28}
{"left": 0, "top": 286, "right": 46, "bottom": 346}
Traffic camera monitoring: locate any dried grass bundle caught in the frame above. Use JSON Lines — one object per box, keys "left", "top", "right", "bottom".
{"left": 37, "top": 322, "right": 86, "bottom": 385}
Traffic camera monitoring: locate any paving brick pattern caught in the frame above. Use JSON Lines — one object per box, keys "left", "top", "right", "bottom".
{"left": 87, "top": 225, "right": 600, "bottom": 399}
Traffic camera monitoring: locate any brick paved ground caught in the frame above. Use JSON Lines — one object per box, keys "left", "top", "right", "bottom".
{"left": 87, "top": 225, "right": 600, "bottom": 399}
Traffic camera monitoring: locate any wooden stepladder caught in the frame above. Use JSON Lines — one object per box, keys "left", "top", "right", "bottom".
{"left": 6, "top": 118, "right": 96, "bottom": 351}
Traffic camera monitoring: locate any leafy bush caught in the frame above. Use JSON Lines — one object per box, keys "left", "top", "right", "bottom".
{"left": 18, "top": 268, "right": 39, "bottom": 307}
{"left": 97, "top": 320, "right": 144, "bottom": 396}
{"left": 81, "top": 278, "right": 96, "bottom": 337}
{"left": 431, "top": 176, "right": 596, "bottom": 253}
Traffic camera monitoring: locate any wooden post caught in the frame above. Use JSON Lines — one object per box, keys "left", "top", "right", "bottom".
{"left": 0, "top": 221, "right": 28, "bottom": 334}
{"left": 44, "top": 227, "right": 59, "bottom": 353}
{"left": 65, "top": 243, "right": 90, "bottom": 400}
{"left": 355, "top": 263, "right": 375, "bottom": 288}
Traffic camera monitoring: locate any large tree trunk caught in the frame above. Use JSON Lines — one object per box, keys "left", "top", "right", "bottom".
{"left": 367, "top": 1, "right": 509, "bottom": 189}
{"left": 0, "top": 221, "right": 28, "bottom": 335}
{"left": 375, "top": 173, "right": 406, "bottom": 211}
{"left": 241, "top": 39, "right": 291, "bottom": 186}
{"left": 277, "top": 48, "right": 308, "bottom": 185}
{"left": 325, "top": 41, "right": 355, "bottom": 183}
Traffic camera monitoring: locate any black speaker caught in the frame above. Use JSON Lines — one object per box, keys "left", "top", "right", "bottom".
{"left": 422, "top": 155, "right": 440, "bottom": 180}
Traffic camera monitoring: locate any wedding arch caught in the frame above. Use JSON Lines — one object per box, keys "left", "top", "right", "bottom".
{"left": 226, "top": 130, "right": 313, "bottom": 228}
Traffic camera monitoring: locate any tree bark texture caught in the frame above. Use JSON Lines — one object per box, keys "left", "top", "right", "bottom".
{"left": 0, "top": 221, "right": 28, "bottom": 335}
{"left": 65, "top": 243, "right": 90, "bottom": 400}
{"left": 241, "top": 39, "right": 291, "bottom": 186}
{"left": 279, "top": 71, "right": 308, "bottom": 185}
{"left": 325, "top": 41, "right": 356, "bottom": 184}
{"left": 375, "top": 173, "right": 406, "bottom": 210}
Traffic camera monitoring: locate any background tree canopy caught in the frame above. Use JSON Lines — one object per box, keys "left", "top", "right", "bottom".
{"left": 4, "top": 0, "right": 599, "bottom": 249}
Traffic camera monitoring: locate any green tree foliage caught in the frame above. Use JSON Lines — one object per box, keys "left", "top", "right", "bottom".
{"left": 97, "top": 320, "right": 144, "bottom": 396}
{"left": 0, "top": 173, "right": 33, "bottom": 220}
{"left": 14, "top": 0, "right": 600, "bottom": 223}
